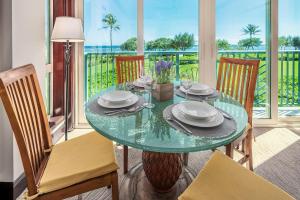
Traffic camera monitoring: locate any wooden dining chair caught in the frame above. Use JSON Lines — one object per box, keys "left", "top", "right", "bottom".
{"left": 115, "top": 55, "right": 144, "bottom": 174}
{"left": 115, "top": 55, "right": 144, "bottom": 84}
{"left": 0, "top": 64, "right": 119, "bottom": 200}
{"left": 216, "top": 57, "right": 259, "bottom": 171}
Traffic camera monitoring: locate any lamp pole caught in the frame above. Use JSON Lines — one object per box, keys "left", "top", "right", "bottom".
{"left": 64, "top": 40, "right": 71, "bottom": 141}
{"left": 51, "top": 17, "right": 84, "bottom": 141}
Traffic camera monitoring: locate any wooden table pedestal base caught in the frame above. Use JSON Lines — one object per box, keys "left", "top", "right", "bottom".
{"left": 119, "top": 162, "right": 196, "bottom": 200}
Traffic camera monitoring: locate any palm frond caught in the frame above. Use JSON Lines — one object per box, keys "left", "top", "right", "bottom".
{"left": 113, "top": 25, "right": 120, "bottom": 31}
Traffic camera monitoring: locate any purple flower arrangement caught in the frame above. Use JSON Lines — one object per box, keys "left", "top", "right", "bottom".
{"left": 155, "top": 60, "right": 173, "bottom": 84}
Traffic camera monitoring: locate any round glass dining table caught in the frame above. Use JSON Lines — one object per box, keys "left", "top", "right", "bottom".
{"left": 85, "top": 84, "right": 248, "bottom": 198}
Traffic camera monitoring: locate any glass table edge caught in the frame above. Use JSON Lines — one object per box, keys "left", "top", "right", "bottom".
{"left": 87, "top": 117, "right": 248, "bottom": 153}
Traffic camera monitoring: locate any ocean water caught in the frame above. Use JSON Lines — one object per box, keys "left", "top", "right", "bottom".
{"left": 84, "top": 45, "right": 199, "bottom": 53}
{"left": 84, "top": 45, "right": 122, "bottom": 53}
{"left": 84, "top": 45, "right": 270, "bottom": 53}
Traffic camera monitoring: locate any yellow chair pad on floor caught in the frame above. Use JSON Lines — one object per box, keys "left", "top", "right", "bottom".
{"left": 178, "top": 151, "right": 294, "bottom": 200}
{"left": 38, "top": 131, "right": 119, "bottom": 194}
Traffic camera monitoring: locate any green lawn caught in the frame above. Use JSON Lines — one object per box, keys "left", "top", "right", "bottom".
{"left": 85, "top": 51, "right": 300, "bottom": 107}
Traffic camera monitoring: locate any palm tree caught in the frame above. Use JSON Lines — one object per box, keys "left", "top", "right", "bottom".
{"left": 292, "top": 36, "right": 300, "bottom": 50}
{"left": 242, "top": 24, "right": 261, "bottom": 49}
{"left": 242, "top": 24, "right": 261, "bottom": 39}
{"left": 102, "top": 13, "right": 120, "bottom": 52}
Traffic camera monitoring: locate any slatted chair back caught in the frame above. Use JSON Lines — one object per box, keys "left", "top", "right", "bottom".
{"left": 216, "top": 57, "right": 259, "bottom": 125}
{"left": 115, "top": 55, "right": 144, "bottom": 84}
{"left": 0, "top": 64, "right": 52, "bottom": 197}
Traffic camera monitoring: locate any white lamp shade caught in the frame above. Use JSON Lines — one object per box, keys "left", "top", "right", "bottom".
{"left": 51, "top": 17, "right": 84, "bottom": 42}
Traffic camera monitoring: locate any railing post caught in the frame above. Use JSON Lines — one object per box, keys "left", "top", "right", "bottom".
{"left": 106, "top": 54, "right": 109, "bottom": 88}
{"left": 176, "top": 53, "right": 180, "bottom": 81}
{"left": 280, "top": 51, "right": 283, "bottom": 106}
{"left": 292, "top": 52, "right": 295, "bottom": 105}
{"left": 84, "top": 54, "right": 88, "bottom": 101}
{"left": 112, "top": 53, "right": 115, "bottom": 86}
{"left": 298, "top": 52, "right": 300, "bottom": 104}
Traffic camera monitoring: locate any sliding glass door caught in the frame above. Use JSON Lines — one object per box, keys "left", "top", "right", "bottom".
{"left": 278, "top": 0, "right": 300, "bottom": 118}
{"left": 216, "top": 0, "right": 271, "bottom": 119}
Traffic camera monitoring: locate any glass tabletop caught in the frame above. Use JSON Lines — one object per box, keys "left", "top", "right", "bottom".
{"left": 85, "top": 84, "right": 248, "bottom": 153}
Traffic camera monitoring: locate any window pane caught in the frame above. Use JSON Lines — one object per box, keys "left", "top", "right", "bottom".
{"left": 278, "top": 0, "right": 300, "bottom": 117}
{"left": 216, "top": 0, "right": 270, "bottom": 119}
{"left": 144, "top": 0, "right": 199, "bottom": 81}
{"left": 84, "top": 0, "right": 137, "bottom": 99}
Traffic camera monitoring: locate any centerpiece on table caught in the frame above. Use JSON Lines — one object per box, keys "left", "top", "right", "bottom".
{"left": 152, "top": 60, "right": 174, "bottom": 101}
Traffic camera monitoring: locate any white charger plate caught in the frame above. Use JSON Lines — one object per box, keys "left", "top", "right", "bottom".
{"left": 180, "top": 86, "right": 214, "bottom": 96}
{"left": 172, "top": 104, "right": 224, "bottom": 127}
{"left": 177, "top": 101, "right": 218, "bottom": 119}
{"left": 98, "top": 94, "right": 139, "bottom": 108}
{"left": 101, "top": 91, "right": 134, "bottom": 104}
{"left": 189, "top": 83, "right": 210, "bottom": 93}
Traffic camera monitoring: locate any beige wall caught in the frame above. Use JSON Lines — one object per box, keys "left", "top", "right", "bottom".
{"left": 0, "top": 0, "right": 46, "bottom": 182}
{"left": 0, "top": 0, "right": 14, "bottom": 183}
{"left": 12, "top": 0, "right": 46, "bottom": 181}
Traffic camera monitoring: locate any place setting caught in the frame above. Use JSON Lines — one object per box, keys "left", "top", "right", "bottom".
{"left": 87, "top": 90, "right": 146, "bottom": 116}
{"left": 163, "top": 100, "right": 237, "bottom": 138}
{"left": 132, "top": 75, "right": 153, "bottom": 89}
{"left": 175, "top": 74, "right": 219, "bottom": 101}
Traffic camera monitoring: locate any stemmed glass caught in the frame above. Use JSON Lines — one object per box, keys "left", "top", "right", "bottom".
{"left": 139, "top": 68, "right": 155, "bottom": 108}
{"left": 143, "top": 74, "right": 155, "bottom": 109}
{"left": 180, "top": 73, "right": 193, "bottom": 100}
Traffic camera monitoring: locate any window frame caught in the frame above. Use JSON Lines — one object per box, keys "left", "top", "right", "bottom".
{"left": 74, "top": 0, "right": 300, "bottom": 128}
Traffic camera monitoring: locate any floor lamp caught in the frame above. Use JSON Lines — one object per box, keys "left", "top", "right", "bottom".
{"left": 51, "top": 17, "right": 84, "bottom": 141}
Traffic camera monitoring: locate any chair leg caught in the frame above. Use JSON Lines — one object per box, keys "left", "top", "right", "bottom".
{"left": 241, "top": 139, "right": 246, "bottom": 153}
{"left": 246, "top": 130, "right": 254, "bottom": 171}
{"left": 225, "top": 142, "right": 234, "bottom": 158}
{"left": 123, "top": 145, "right": 128, "bottom": 174}
{"left": 112, "top": 172, "right": 119, "bottom": 200}
{"left": 183, "top": 153, "right": 189, "bottom": 166}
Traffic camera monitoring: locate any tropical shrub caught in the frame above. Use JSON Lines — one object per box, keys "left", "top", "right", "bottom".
{"left": 171, "top": 33, "right": 195, "bottom": 51}
{"left": 120, "top": 37, "right": 137, "bottom": 51}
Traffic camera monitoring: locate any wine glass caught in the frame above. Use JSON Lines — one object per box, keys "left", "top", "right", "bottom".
{"left": 180, "top": 73, "right": 193, "bottom": 100}
{"left": 140, "top": 67, "right": 145, "bottom": 78}
{"left": 143, "top": 78, "right": 155, "bottom": 109}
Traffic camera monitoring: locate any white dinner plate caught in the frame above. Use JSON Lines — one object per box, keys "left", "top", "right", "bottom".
{"left": 172, "top": 104, "right": 224, "bottom": 127}
{"left": 177, "top": 101, "right": 218, "bottom": 119}
{"left": 101, "top": 91, "right": 134, "bottom": 104}
{"left": 180, "top": 86, "right": 214, "bottom": 96}
{"left": 98, "top": 94, "right": 139, "bottom": 108}
{"left": 133, "top": 80, "right": 145, "bottom": 88}
{"left": 189, "top": 83, "right": 210, "bottom": 93}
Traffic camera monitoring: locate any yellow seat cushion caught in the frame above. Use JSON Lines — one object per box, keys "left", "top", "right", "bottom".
{"left": 178, "top": 151, "right": 294, "bottom": 200}
{"left": 38, "top": 131, "right": 119, "bottom": 194}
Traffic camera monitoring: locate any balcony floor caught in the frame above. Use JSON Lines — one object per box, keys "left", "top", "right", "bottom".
{"left": 254, "top": 107, "right": 300, "bottom": 118}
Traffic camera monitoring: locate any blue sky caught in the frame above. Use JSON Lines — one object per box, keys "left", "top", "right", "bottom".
{"left": 84, "top": 0, "right": 300, "bottom": 46}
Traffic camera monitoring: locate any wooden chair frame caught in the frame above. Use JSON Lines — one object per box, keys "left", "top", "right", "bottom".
{"left": 217, "top": 57, "right": 259, "bottom": 170}
{"left": 115, "top": 55, "right": 144, "bottom": 84}
{"left": 0, "top": 64, "right": 118, "bottom": 200}
{"left": 115, "top": 55, "right": 144, "bottom": 174}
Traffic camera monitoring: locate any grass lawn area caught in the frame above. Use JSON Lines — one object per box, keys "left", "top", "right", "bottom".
{"left": 85, "top": 51, "right": 300, "bottom": 106}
